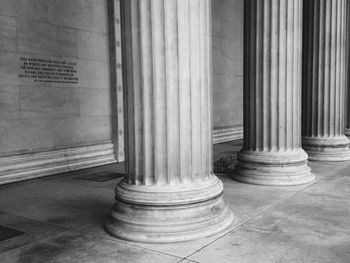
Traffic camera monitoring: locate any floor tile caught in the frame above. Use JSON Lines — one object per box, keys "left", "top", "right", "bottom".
{"left": 0, "top": 231, "right": 182, "bottom": 263}
{"left": 75, "top": 171, "right": 124, "bottom": 182}
{"left": 0, "top": 211, "right": 68, "bottom": 253}
{"left": 269, "top": 192, "right": 350, "bottom": 234}
{"left": 189, "top": 215, "right": 350, "bottom": 263}
{"left": 0, "top": 225, "right": 24, "bottom": 242}
{"left": 0, "top": 180, "right": 115, "bottom": 231}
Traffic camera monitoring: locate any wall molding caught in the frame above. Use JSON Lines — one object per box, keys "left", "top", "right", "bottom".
{"left": 213, "top": 126, "right": 243, "bottom": 144}
{"left": 0, "top": 143, "right": 117, "bottom": 185}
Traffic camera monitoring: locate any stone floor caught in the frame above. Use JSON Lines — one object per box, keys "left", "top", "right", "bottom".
{"left": 0, "top": 141, "right": 350, "bottom": 262}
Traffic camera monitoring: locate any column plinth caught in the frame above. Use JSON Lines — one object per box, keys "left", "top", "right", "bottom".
{"left": 302, "top": 0, "right": 350, "bottom": 161}
{"left": 105, "top": 0, "right": 233, "bottom": 243}
{"left": 233, "top": 0, "right": 314, "bottom": 186}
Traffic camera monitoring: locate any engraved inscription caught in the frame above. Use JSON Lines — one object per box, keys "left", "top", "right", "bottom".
{"left": 18, "top": 57, "right": 79, "bottom": 84}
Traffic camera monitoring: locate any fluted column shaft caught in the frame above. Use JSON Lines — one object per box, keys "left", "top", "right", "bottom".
{"left": 302, "top": 0, "right": 350, "bottom": 161}
{"left": 345, "top": 0, "right": 350, "bottom": 136}
{"left": 234, "top": 0, "right": 314, "bottom": 185}
{"left": 106, "top": 0, "right": 233, "bottom": 243}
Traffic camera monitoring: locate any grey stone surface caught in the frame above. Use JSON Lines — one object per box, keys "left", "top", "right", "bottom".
{"left": 0, "top": 211, "right": 68, "bottom": 254}
{"left": 0, "top": 15, "right": 17, "bottom": 52}
{"left": 0, "top": 0, "right": 49, "bottom": 22}
{"left": 234, "top": 0, "right": 314, "bottom": 186}
{"left": 0, "top": 0, "right": 112, "bottom": 160}
{"left": 302, "top": 0, "right": 350, "bottom": 161}
{"left": 77, "top": 31, "right": 109, "bottom": 61}
{"left": 190, "top": 214, "right": 350, "bottom": 263}
{"left": 51, "top": 116, "right": 112, "bottom": 149}
{"left": 48, "top": 0, "right": 108, "bottom": 33}
{"left": 0, "top": 86, "right": 20, "bottom": 120}
{"left": 0, "top": 147, "right": 349, "bottom": 262}
{"left": 0, "top": 118, "right": 54, "bottom": 154}
{"left": 106, "top": 0, "right": 233, "bottom": 243}
{"left": 212, "top": 0, "right": 243, "bottom": 130}
{"left": 20, "top": 86, "right": 80, "bottom": 118}
{"left": 0, "top": 231, "right": 182, "bottom": 263}
{"left": 79, "top": 88, "right": 111, "bottom": 117}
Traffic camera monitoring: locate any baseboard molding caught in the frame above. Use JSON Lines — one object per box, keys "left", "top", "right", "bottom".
{"left": 213, "top": 126, "right": 243, "bottom": 144}
{"left": 0, "top": 143, "right": 117, "bottom": 185}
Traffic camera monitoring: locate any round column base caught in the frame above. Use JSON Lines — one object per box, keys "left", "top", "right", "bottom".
{"left": 233, "top": 149, "right": 315, "bottom": 186}
{"left": 345, "top": 129, "right": 350, "bottom": 137}
{"left": 303, "top": 136, "right": 350, "bottom": 162}
{"left": 105, "top": 177, "right": 234, "bottom": 243}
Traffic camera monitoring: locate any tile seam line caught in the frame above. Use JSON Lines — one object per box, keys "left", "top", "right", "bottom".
{"left": 0, "top": 209, "right": 184, "bottom": 261}
{"left": 182, "top": 180, "right": 318, "bottom": 260}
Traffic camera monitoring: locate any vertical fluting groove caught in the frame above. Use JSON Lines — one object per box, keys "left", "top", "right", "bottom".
{"left": 140, "top": 0, "right": 154, "bottom": 185}
{"left": 199, "top": 0, "right": 204, "bottom": 179}
{"left": 256, "top": 0, "right": 262, "bottom": 151}
{"left": 297, "top": 0, "right": 302, "bottom": 143}
{"left": 123, "top": 0, "right": 212, "bottom": 186}
{"left": 132, "top": 1, "right": 142, "bottom": 185}
{"left": 334, "top": 1, "right": 341, "bottom": 136}
{"left": 176, "top": 0, "right": 182, "bottom": 184}
{"left": 190, "top": 0, "right": 200, "bottom": 181}
{"left": 290, "top": 0, "right": 294, "bottom": 149}
{"left": 326, "top": 0, "right": 331, "bottom": 137}
{"left": 285, "top": 0, "right": 289, "bottom": 150}
{"left": 244, "top": 0, "right": 303, "bottom": 152}
{"left": 122, "top": 0, "right": 132, "bottom": 184}
{"left": 207, "top": 0, "right": 213, "bottom": 174}
{"left": 346, "top": 0, "right": 350, "bottom": 133}
{"left": 153, "top": 0, "right": 167, "bottom": 186}
{"left": 178, "top": 0, "right": 191, "bottom": 183}
{"left": 200, "top": 0, "right": 210, "bottom": 178}
{"left": 303, "top": 0, "right": 348, "bottom": 140}
{"left": 164, "top": 0, "right": 180, "bottom": 185}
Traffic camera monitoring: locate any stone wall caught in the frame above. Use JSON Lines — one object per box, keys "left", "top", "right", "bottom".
{"left": 0, "top": 0, "right": 113, "bottom": 156}
{"left": 212, "top": 0, "right": 244, "bottom": 142}
{"left": 0, "top": 0, "right": 117, "bottom": 184}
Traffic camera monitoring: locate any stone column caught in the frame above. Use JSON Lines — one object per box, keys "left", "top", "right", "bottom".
{"left": 233, "top": 0, "right": 314, "bottom": 186}
{"left": 105, "top": 0, "right": 233, "bottom": 243}
{"left": 302, "top": 0, "right": 350, "bottom": 161}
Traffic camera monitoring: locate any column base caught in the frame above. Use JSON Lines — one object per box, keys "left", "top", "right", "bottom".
{"left": 345, "top": 129, "right": 350, "bottom": 137}
{"left": 303, "top": 136, "right": 350, "bottom": 161}
{"left": 105, "top": 176, "right": 234, "bottom": 243}
{"left": 233, "top": 148, "right": 314, "bottom": 186}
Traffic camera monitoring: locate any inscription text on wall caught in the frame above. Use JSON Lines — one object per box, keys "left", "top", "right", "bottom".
{"left": 18, "top": 57, "right": 79, "bottom": 84}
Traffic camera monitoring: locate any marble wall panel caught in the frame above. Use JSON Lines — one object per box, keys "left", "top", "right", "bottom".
{"left": 0, "top": 15, "right": 17, "bottom": 52}
{"left": 48, "top": 0, "right": 108, "bottom": 33}
{"left": 79, "top": 88, "right": 111, "bottom": 117}
{"left": 77, "top": 60, "right": 110, "bottom": 89}
{"left": 212, "top": 0, "right": 244, "bottom": 130}
{"left": 0, "top": 118, "right": 54, "bottom": 155}
{"left": 0, "top": 86, "right": 20, "bottom": 120}
{"left": 17, "top": 19, "right": 77, "bottom": 57}
{"left": 20, "top": 86, "right": 80, "bottom": 118}
{"left": 0, "top": 0, "right": 48, "bottom": 23}
{"left": 0, "top": 51, "right": 20, "bottom": 88}
{"left": 77, "top": 31, "right": 109, "bottom": 61}
{"left": 52, "top": 116, "right": 112, "bottom": 147}
{"left": 0, "top": 0, "right": 113, "bottom": 157}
